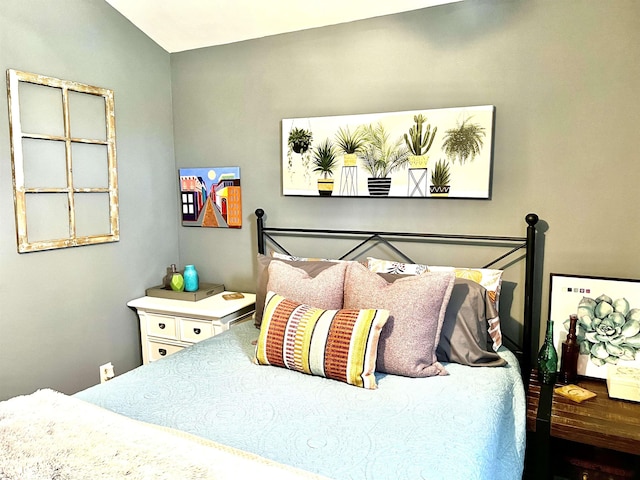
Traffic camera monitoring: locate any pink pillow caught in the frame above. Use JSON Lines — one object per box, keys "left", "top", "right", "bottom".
{"left": 254, "top": 254, "right": 341, "bottom": 327}
{"left": 266, "top": 261, "right": 347, "bottom": 311}
{"left": 343, "top": 262, "right": 455, "bottom": 378}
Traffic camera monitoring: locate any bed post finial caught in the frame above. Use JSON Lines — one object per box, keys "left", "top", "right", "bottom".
{"left": 525, "top": 213, "right": 539, "bottom": 227}
{"left": 256, "top": 209, "right": 266, "bottom": 255}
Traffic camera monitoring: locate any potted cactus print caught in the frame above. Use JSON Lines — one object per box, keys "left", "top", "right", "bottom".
{"left": 404, "top": 114, "right": 437, "bottom": 169}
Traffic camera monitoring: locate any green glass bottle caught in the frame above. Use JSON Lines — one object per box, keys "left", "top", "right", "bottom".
{"left": 537, "top": 319, "right": 558, "bottom": 384}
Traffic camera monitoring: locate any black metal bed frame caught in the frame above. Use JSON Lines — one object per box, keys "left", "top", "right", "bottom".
{"left": 255, "top": 208, "right": 540, "bottom": 382}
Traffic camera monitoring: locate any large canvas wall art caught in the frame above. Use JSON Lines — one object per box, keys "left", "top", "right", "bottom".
{"left": 282, "top": 105, "right": 494, "bottom": 198}
{"left": 179, "top": 167, "right": 242, "bottom": 228}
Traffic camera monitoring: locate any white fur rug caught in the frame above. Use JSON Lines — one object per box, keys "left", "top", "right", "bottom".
{"left": 0, "top": 389, "right": 327, "bottom": 480}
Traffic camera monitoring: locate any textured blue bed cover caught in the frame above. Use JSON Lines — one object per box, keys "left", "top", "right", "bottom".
{"left": 76, "top": 321, "right": 525, "bottom": 480}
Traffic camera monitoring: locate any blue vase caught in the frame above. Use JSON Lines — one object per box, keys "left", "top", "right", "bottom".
{"left": 183, "top": 264, "right": 199, "bottom": 292}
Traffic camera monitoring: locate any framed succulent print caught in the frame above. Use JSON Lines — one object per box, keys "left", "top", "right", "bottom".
{"left": 550, "top": 273, "right": 640, "bottom": 379}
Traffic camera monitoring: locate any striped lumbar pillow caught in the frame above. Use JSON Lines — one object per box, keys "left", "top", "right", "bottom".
{"left": 255, "top": 291, "right": 389, "bottom": 389}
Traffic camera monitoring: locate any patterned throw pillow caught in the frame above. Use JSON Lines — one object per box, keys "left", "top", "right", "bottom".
{"left": 366, "top": 257, "right": 428, "bottom": 275}
{"left": 344, "top": 262, "right": 456, "bottom": 378}
{"left": 271, "top": 252, "right": 347, "bottom": 262}
{"left": 255, "top": 292, "right": 389, "bottom": 389}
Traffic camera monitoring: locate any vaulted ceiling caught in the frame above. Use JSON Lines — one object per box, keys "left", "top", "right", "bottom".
{"left": 105, "top": 0, "right": 462, "bottom": 53}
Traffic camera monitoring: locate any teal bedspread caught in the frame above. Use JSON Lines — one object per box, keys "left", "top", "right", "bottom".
{"left": 76, "top": 321, "right": 525, "bottom": 480}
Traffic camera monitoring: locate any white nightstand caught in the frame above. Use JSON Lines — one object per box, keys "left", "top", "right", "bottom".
{"left": 128, "top": 292, "right": 256, "bottom": 364}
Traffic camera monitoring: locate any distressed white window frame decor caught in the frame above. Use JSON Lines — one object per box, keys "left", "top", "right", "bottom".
{"left": 6, "top": 69, "right": 119, "bottom": 253}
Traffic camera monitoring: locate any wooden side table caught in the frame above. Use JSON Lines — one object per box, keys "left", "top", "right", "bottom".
{"left": 526, "top": 369, "right": 640, "bottom": 479}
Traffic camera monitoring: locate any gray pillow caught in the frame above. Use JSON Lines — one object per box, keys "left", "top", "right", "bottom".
{"left": 436, "top": 279, "right": 507, "bottom": 367}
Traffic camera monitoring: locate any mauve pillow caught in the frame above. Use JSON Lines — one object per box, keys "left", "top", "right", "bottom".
{"left": 254, "top": 254, "right": 339, "bottom": 327}
{"left": 266, "top": 261, "right": 347, "bottom": 312}
{"left": 377, "top": 274, "right": 506, "bottom": 367}
{"left": 343, "top": 262, "right": 456, "bottom": 378}
{"left": 368, "top": 257, "right": 504, "bottom": 351}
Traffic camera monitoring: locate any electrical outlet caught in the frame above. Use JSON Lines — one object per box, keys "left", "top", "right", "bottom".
{"left": 99, "top": 362, "right": 115, "bottom": 383}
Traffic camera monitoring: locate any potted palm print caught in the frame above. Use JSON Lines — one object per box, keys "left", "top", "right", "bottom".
{"left": 429, "top": 159, "right": 451, "bottom": 196}
{"left": 335, "top": 126, "right": 366, "bottom": 166}
{"left": 404, "top": 114, "right": 437, "bottom": 169}
{"left": 442, "top": 117, "right": 486, "bottom": 164}
{"left": 312, "top": 139, "right": 338, "bottom": 196}
{"left": 360, "top": 123, "right": 410, "bottom": 196}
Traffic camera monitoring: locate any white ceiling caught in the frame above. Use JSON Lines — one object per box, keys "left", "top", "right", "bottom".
{"left": 105, "top": 0, "right": 461, "bottom": 53}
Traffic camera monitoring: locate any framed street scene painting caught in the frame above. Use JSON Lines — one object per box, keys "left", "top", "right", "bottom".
{"left": 179, "top": 167, "right": 242, "bottom": 228}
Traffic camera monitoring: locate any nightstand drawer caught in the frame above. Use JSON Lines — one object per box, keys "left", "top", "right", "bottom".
{"left": 147, "top": 340, "right": 183, "bottom": 361}
{"left": 146, "top": 313, "right": 178, "bottom": 340}
{"left": 179, "top": 318, "right": 217, "bottom": 343}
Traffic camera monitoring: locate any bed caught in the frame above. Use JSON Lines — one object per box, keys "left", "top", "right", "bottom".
{"left": 0, "top": 208, "right": 540, "bottom": 480}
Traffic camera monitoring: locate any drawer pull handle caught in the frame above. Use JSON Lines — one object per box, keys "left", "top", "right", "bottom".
{"left": 158, "top": 323, "right": 166, "bottom": 329}
{"left": 193, "top": 328, "right": 201, "bottom": 335}
{"left": 159, "top": 348, "right": 167, "bottom": 356}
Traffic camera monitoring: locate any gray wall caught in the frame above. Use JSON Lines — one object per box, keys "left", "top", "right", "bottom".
{"left": 171, "top": 0, "right": 640, "bottom": 345}
{"left": 0, "top": 0, "right": 179, "bottom": 400}
{"left": 2, "top": 0, "right": 639, "bottom": 400}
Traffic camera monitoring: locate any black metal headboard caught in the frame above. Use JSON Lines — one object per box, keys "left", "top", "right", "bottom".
{"left": 255, "top": 208, "right": 539, "bottom": 383}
